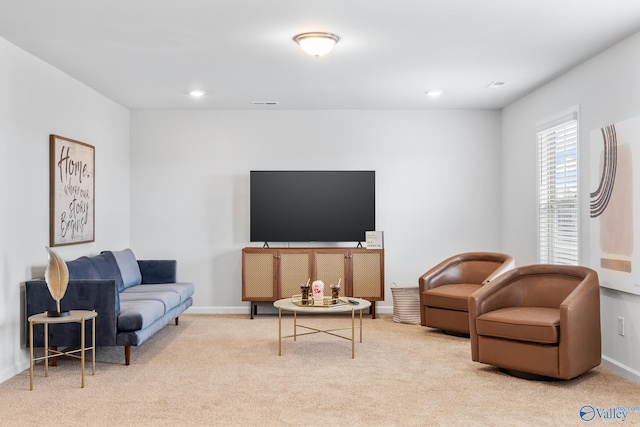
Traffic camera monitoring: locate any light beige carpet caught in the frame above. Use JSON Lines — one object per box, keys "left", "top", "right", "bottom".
{"left": 2, "top": 314, "right": 639, "bottom": 426}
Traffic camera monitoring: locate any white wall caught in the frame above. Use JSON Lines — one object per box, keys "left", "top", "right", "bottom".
{"left": 501, "top": 31, "right": 640, "bottom": 383}
{"left": 7, "top": 25, "right": 639, "bottom": 385}
{"left": 129, "top": 109, "right": 503, "bottom": 312}
{"left": 0, "top": 38, "right": 131, "bottom": 383}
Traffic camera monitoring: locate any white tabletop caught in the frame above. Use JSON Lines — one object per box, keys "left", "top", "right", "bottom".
{"left": 28, "top": 310, "right": 98, "bottom": 323}
{"left": 274, "top": 297, "right": 371, "bottom": 313}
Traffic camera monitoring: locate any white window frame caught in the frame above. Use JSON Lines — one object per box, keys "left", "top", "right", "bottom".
{"left": 536, "top": 108, "right": 580, "bottom": 265}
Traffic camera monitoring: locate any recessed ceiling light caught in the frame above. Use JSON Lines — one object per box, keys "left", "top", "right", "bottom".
{"left": 189, "top": 90, "right": 206, "bottom": 97}
{"left": 426, "top": 90, "right": 443, "bottom": 98}
{"left": 251, "top": 101, "right": 279, "bottom": 106}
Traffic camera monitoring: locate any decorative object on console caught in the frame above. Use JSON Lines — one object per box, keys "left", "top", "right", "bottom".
{"left": 365, "top": 231, "right": 384, "bottom": 249}
{"left": 44, "top": 247, "right": 69, "bottom": 317}
{"left": 312, "top": 280, "right": 325, "bottom": 306}
{"left": 49, "top": 134, "right": 95, "bottom": 247}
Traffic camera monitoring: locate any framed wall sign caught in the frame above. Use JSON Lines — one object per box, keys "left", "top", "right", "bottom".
{"left": 50, "top": 135, "right": 95, "bottom": 246}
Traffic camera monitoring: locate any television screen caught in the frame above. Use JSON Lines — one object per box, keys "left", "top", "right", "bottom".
{"left": 250, "top": 170, "right": 375, "bottom": 243}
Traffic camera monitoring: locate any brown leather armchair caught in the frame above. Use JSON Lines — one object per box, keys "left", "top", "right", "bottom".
{"left": 468, "top": 264, "right": 601, "bottom": 380}
{"left": 419, "top": 252, "right": 515, "bottom": 334}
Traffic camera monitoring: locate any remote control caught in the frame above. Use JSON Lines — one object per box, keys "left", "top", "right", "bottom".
{"left": 348, "top": 299, "right": 359, "bottom": 305}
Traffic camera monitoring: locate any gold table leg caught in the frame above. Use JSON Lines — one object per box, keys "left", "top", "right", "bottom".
{"left": 29, "top": 320, "right": 34, "bottom": 390}
{"left": 81, "top": 316, "right": 85, "bottom": 388}
{"left": 294, "top": 310, "right": 297, "bottom": 341}
{"left": 278, "top": 307, "right": 282, "bottom": 356}
{"left": 91, "top": 316, "right": 96, "bottom": 375}
{"left": 44, "top": 323, "right": 49, "bottom": 378}
{"left": 360, "top": 307, "right": 363, "bottom": 343}
{"left": 351, "top": 308, "right": 355, "bottom": 359}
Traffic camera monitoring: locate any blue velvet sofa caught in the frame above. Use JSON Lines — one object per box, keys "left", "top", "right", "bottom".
{"left": 25, "top": 249, "right": 194, "bottom": 365}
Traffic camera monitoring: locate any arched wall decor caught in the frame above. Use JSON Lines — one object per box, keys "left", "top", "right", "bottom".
{"left": 590, "top": 117, "right": 637, "bottom": 295}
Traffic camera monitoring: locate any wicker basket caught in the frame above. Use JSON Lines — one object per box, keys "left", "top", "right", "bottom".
{"left": 391, "top": 286, "right": 420, "bottom": 324}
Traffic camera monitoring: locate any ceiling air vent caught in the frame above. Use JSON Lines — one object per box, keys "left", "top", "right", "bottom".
{"left": 250, "top": 101, "right": 279, "bottom": 106}
{"left": 485, "top": 81, "right": 506, "bottom": 88}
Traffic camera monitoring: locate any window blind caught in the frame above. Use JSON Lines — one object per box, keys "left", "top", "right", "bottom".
{"left": 537, "top": 118, "right": 579, "bottom": 265}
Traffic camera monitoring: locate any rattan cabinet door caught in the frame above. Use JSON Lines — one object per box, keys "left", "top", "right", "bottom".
{"left": 350, "top": 250, "right": 384, "bottom": 300}
{"left": 278, "top": 250, "right": 312, "bottom": 298}
{"left": 314, "top": 250, "right": 347, "bottom": 297}
{"left": 242, "top": 249, "right": 277, "bottom": 301}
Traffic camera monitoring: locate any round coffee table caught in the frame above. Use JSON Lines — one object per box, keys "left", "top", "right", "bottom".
{"left": 273, "top": 297, "right": 371, "bottom": 358}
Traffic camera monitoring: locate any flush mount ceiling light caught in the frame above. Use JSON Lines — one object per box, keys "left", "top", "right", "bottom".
{"left": 189, "top": 90, "right": 206, "bottom": 97}
{"left": 293, "top": 32, "right": 340, "bottom": 58}
{"left": 426, "top": 90, "right": 443, "bottom": 98}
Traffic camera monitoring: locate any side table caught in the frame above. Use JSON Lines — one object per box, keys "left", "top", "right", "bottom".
{"left": 28, "top": 310, "right": 97, "bottom": 390}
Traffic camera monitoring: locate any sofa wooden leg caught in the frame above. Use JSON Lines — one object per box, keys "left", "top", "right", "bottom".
{"left": 124, "top": 346, "right": 131, "bottom": 366}
{"left": 50, "top": 346, "right": 58, "bottom": 366}
{"left": 175, "top": 316, "right": 179, "bottom": 326}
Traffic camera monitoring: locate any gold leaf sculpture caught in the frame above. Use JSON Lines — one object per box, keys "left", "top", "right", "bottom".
{"left": 44, "top": 247, "right": 69, "bottom": 315}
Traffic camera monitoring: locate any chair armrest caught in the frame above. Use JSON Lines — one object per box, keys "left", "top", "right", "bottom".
{"left": 138, "top": 260, "right": 177, "bottom": 284}
{"left": 419, "top": 254, "right": 466, "bottom": 293}
{"left": 25, "top": 279, "right": 118, "bottom": 347}
{"left": 469, "top": 270, "right": 525, "bottom": 316}
{"left": 559, "top": 271, "right": 601, "bottom": 378}
{"left": 481, "top": 257, "right": 515, "bottom": 285}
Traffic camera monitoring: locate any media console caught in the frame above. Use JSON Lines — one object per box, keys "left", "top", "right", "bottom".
{"left": 242, "top": 248, "right": 384, "bottom": 319}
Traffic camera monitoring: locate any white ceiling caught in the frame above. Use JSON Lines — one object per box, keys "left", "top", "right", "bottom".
{"left": 2, "top": 1, "right": 640, "bottom": 110}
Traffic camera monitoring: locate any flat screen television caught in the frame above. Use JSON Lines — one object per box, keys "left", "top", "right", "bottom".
{"left": 250, "top": 170, "right": 375, "bottom": 243}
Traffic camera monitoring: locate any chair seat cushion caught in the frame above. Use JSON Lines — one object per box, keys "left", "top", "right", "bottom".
{"left": 476, "top": 307, "right": 560, "bottom": 344}
{"left": 424, "top": 284, "right": 481, "bottom": 311}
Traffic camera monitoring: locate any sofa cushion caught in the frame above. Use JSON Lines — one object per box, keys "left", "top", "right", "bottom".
{"left": 120, "top": 288, "right": 181, "bottom": 310}
{"left": 121, "top": 282, "right": 195, "bottom": 304}
{"left": 117, "top": 283, "right": 194, "bottom": 332}
{"left": 109, "top": 249, "right": 142, "bottom": 290}
{"left": 424, "top": 283, "right": 481, "bottom": 311}
{"left": 475, "top": 307, "right": 560, "bottom": 344}
{"left": 118, "top": 299, "right": 166, "bottom": 331}
{"left": 67, "top": 256, "right": 100, "bottom": 280}
{"left": 66, "top": 252, "right": 124, "bottom": 315}
{"left": 67, "top": 252, "right": 124, "bottom": 292}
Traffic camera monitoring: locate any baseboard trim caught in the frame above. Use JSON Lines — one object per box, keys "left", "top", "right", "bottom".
{"left": 601, "top": 355, "right": 640, "bottom": 384}
{"left": 186, "top": 306, "right": 250, "bottom": 315}
{"left": 186, "top": 304, "right": 394, "bottom": 315}
{"left": 0, "top": 360, "right": 30, "bottom": 385}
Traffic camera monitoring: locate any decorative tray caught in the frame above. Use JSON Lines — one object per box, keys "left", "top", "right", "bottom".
{"left": 291, "top": 295, "right": 349, "bottom": 307}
